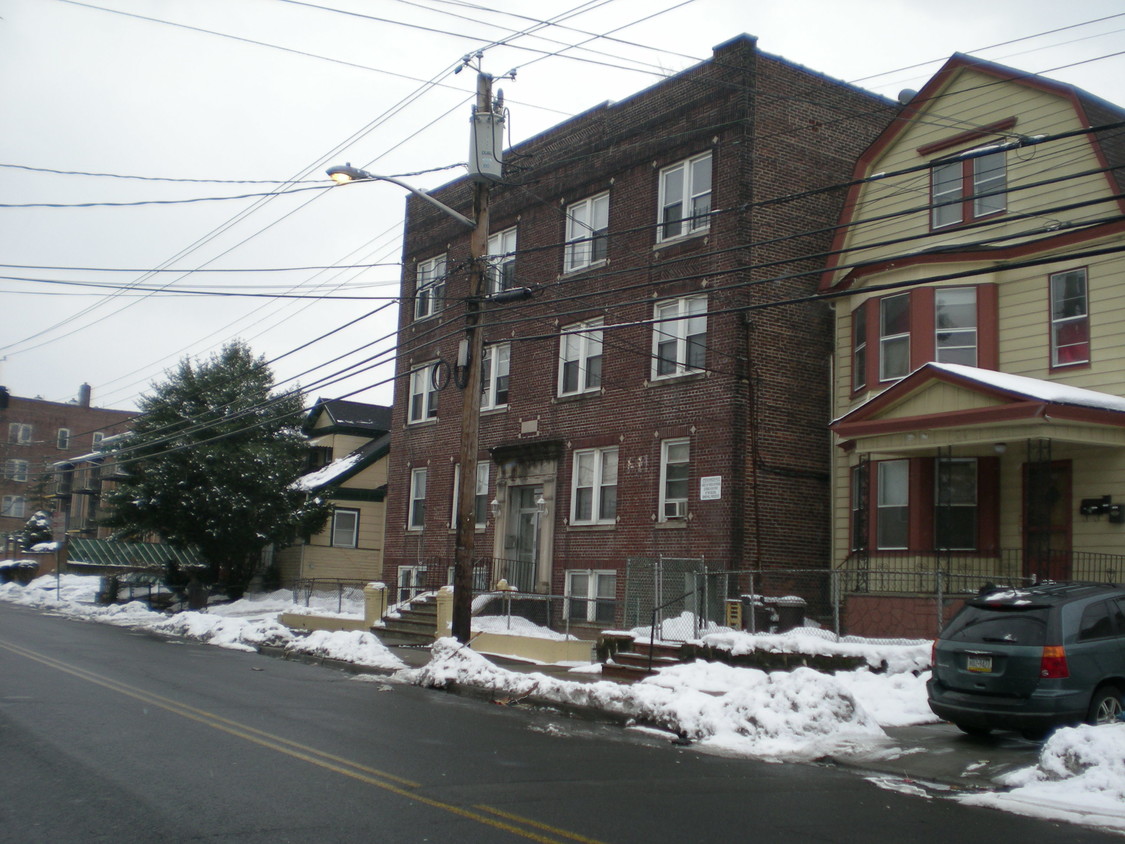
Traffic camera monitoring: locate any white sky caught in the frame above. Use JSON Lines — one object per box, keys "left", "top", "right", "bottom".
{"left": 1, "top": 0, "right": 1122, "bottom": 411}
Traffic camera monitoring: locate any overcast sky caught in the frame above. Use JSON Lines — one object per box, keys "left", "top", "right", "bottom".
{"left": 2, "top": 0, "right": 1122, "bottom": 412}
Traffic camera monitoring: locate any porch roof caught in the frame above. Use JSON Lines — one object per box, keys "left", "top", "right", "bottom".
{"left": 832, "top": 363, "right": 1125, "bottom": 455}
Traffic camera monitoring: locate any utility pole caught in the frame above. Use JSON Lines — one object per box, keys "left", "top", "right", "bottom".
{"left": 452, "top": 70, "right": 497, "bottom": 644}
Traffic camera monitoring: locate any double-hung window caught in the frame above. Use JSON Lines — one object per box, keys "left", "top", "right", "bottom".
{"left": 566, "top": 570, "right": 616, "bottom": 624}
{"left": 931, "top": 150, "right": 1006, "bottom": 229}
{"left": 558, "top": 319, "right": 603, "bottom": 396}
{"left": 571, "top": 447, "right": 617, "bottom": 525}
{"left": 9, "top": 423, "right": 31, "bottom": 444}
{"left": 408, "top": 468, "right": 427, "bottom": 531}
{"left": 1050, "top": 268, "right": 1089, "bottom": 367}
{"left": 1, "top": 496, "right": 26, "bottom": 518}
{"left": 934, "top": 287, "right": 977, "bottom": 366}
{"left": 935, "top": 458, "right": 977, "bottom": 550}
{"left": 852, "top": 304, "right": 868, "bottom": 391}
{"left": 487, "top": 228, "right": 517, "bottom": 295}
{"left": 408, "top": 363, "right": 438, "bottom": 424}
{"left": 480, "top": 344, "right": 510, "bottom": 410}
{"left": 414, "top": 254, "right": 446, "bottom": 320}
{"left": 565, "top": 192, "right": 609, "bottom": 272}
{"left": 652, "top": 296, "right": 706, "bottom": 379}
{"left": 4, "top": 460, "right": 29, "bottom": 483}
{"left": 658, "top": 152, "right": 712, "bottom": 241}
{"left": 879, "top": 293, "right": 910, "bottom": 382}
{"left": 876, "top": 460, "right": 909, "bottom": 550}
{"left": 452, "top": 461, "right": 489, "bottom": 529}
{"left": 331, "top": 509, "right": 359, "bottom": 548}
{"left": 660, "top": 439, "right": 690, "bottom": 521}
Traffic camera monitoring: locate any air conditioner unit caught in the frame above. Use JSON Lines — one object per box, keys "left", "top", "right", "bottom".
{"left": 665, "top": 499, "right": 688, "bottom": 519}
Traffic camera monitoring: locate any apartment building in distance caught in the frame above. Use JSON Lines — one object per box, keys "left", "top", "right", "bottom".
{"left": 381, "top": 35, "right": 895, "bottom": 635}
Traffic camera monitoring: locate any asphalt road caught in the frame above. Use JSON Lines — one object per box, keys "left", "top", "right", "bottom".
{"left": 0, "top": 603, "right": 1116, "bottom": 843}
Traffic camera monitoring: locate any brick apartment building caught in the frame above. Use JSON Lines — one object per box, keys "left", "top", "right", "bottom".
{"left": 0, "top": 384, "right": 133, "bottom": 541}
{"left": 381, "top": 35, "right": 894, "bottom": 634}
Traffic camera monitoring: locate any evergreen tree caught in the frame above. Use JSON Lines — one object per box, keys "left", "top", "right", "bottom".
{"left": 102, "top": 342, "right": 329, "bottom": 589}
{"left": 17, "top": 510, "right": 53, "bottom": 549}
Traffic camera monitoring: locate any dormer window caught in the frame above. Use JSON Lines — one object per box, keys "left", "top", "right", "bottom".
{"left": 931, "top": 149, "right": 1006, "bottom": 229}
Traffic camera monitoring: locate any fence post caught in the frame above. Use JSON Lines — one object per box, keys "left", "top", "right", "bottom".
{"left": 935, "top": 570, "right": 945, "bottom": 638}
{"left": 435, "top": 585, "right": 454, "bottom": 639}
{"left": 832, "top": 570, "right": 841, "bottom": 638}
{"left": 363, "top": 582, "right": 388, "bottom": 629}
{"left": 748, "top": 572, "right": 756, "bottom": 634}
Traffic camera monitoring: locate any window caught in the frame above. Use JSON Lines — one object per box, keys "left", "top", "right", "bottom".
{"left": 414, "top": 254, "right": 447, "bottom": 320}
{"left": 652, "top": 296, "right": 707, "bottom": 379}
{"left": 879, "top": 293, "right": 910, "bottom": 382}
{"left": 1050, "top": 268, "right": 1089, "bottom": 367}
{"left": 558, "top": 319, "right": 603, "bottom": 396}
{"left": 934, "top": 287, "right": 978, "bottom": 366}
{"left": 566, "top": 570, "right": 616, "bottom": 624}
{"left": 408, "top": 468, "right": 427, "bottom": 530}
{"left": 8, "top": 423, "right": 31, "bottom": 444}
{"left": 398, "top": 566, "right": 425, "bottom": 603}
{"left": 1, "top": 496, "right": 26, "bottom": 518}
{"left": 659, "top": 152, "right": 712, "bottom": 241}
{"left": 57, "top": 428, "right": 71, "bottom": 450}
{"left": 4, "top": 460, "right": 29, "bottom": 483}
{"left": 565, "top": 192, "right": 609, "bottom": 271}
{"left": 571, "top": 447, "right": 617, "bottom": 525}
{"left": 850, "top": 464, "right": 868, "bottom": 551}
{"left": 452, "top": 461, "right": 489, "bottom": 529}
{"left": 92, "top": 432, "right": 105, "bottom": 448}
{"left": 852, "top": 304, "right": 867, "bottom": 391}
{"left": 876, "top": 460, "right": 909, "bottom": 550}
{"left": 931, "top": 149, "right": 1006, "bottom": 229}
{"left": 408, "top": 363, "right": 438, "bottom": 423}
{"left": 487, "top": 228, "right": 517, "bottom": 295}
{"left": 480, "top": 344, "right": 510, "bottom": 410}
{"left": 331, "top": 509, "right": 359, "bottom": 548}
{"left": 660, "top": 439, "right": 690, "bottom": 521}
{"left": 935, "top": 458, "right": 977, "bottom": 550}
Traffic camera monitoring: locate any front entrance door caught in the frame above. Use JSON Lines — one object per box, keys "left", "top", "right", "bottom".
{"left": 505, "top": 485, "right": 542, "bottom": 591}
{"left": 1024, "top": 460, "right": 1071, "bottom": 581}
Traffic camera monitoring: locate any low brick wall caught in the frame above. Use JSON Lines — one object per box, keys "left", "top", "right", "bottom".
{"left": 843, "top": 594, "right": 966, "bottom": 640}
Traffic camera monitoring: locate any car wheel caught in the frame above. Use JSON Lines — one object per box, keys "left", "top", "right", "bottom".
{"left": 955, "top": 723, "right": 991, "bottom": 737}
{"left": 1087, "top": 685, "right": 1124, "bottom": 726}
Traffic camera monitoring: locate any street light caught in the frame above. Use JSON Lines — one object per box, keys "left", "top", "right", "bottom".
{"left": 325, "top": 164, "right": 475, "bottom": 229}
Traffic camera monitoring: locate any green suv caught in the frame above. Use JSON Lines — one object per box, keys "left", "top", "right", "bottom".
{"left": 928, "top": 582, "right": 1125, "bottom": 737}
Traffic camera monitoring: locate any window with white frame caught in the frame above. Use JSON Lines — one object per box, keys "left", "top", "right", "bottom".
{"left": 935, "top": 287, "right": 977, "bottom": 366}
{"left": 331, "top": 508, "right": 360, "bottom": 548}
{"left": 398, "top": 565, "right": 425, "bottom": 603}
{"left": 4, "top": 460, "right": 29, "bottom": 482}
{"left": 571, "top": 447, "right": 617, "bottom": 525}
{"left": 931, "top": 150, "right": 1006, "bottom": 229}
{"left": 876, "top": 460, "right": 909, "bottom": 550}
{"left": 565, "top": 192, "right": 609, "bottom": 272}
{"left": 408, "top": 468, "right": 427, "bottom": 530}
{"left": 658, "top": 151, "right": 712, "bottom": 241}
{"left": 879, "top": 293, "right": 910, "bottom": 382}
{"left": 558, "top": 319, "right": 603, "bottom": 396}
{"left": 565, "top": 569, "right": 616, "bottom": 623}
{"left": 92, "top": 432, "right": 105, "bottom": 448}
{"left": 652, "top": 296, "right": 706, "bottom": 379}
{"left": 480, "top": 344, "right": 510, "bottom": 410}
{"left": 487, "top": 227, "right": 517, "bottom": 295}
{"left": 414, "top": 254, "right": 447, "bottom": 320}
{"left": 659, "top": 439, "right": 690, "bottom": 521}
{"left": 8, "top": 423, "right": 32, "bottom": 444}
{"left": 1050, "top": 268, "right": 1089, "bottom": 367}
{"left": 408, "top": 363, "right": 438, "bottom": 423}
{"left": 57, "top": 428, "right": 71, "bottom": 450}
{"left": 452, "top": 461, "right": 489, "bottom": 529}
{"left": 1, "top": 496, "right": 26, "bottom": 518}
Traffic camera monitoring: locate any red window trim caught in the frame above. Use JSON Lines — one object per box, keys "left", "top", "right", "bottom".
{"left": 930, "top": 153, "right": 1007, "bottom": 232}
{"left": 916, "top": 117, "right": 1018, "bottom": 157}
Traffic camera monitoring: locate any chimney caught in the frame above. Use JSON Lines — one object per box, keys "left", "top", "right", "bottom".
{"left": 78, "top": 383, "right": 92, "bottom": 408}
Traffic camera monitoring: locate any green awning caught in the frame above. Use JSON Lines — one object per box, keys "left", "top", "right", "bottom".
{"left": 66, "top": 538, "right": 204, "bottom": 569}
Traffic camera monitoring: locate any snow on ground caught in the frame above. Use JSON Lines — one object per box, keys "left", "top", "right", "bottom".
{"left": 5, "top": 572, "right": 1125, "bottom": 831}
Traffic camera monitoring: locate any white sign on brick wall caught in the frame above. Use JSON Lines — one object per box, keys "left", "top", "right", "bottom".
{"left": 700, "top": 476, "right": 722, "bottom": 501}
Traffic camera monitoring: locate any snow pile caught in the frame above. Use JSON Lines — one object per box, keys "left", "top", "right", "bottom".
{"left": 0, "top": 574, "right": 404, "bottom": 669}
{"left": 406, "top": 638, "right": 886, "bottom": 761}
{"left": 472, "top": 614, "right": 577, "bottom": 640}
{"left": 698, "top": 627, "right": 931, "bottom": 673}
{"left": 960, "top": 724, "right": 1125, "bottom": 828}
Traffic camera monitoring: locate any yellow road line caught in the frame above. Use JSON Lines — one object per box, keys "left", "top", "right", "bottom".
{"left": 0, "top": 638, "right": 608, "bottom": 844}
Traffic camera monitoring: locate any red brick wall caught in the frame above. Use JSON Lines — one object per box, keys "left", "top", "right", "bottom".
{"left": 383, "top": 36, "right": 895, "bottom": 616}
{"left": 844, "top": 594, "right": 965, "bottom": 640}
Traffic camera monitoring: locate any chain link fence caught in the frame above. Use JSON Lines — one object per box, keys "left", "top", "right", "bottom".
{"left": 291, "top": 578, "right": 370, "bottom": 615}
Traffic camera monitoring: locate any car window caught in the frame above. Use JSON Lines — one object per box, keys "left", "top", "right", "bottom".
{"left": 1112, "top": 598, "right": 1125, "bottom": 636}
{"left": 942, "top": 606, "right": 1048, "bottom": 645}
{"left": 1078, "top": 601, "right": 1114, "bottom": 641}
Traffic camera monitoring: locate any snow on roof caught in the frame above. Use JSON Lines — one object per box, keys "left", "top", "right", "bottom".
{"left": 292, "top": 450, "right": 366, "bottom": 492}
{"left": 931, "top": 363, "right": 1125, "bottom": 413}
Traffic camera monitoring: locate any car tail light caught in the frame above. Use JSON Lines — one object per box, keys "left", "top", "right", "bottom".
{"left": 1040, "top": 645, "right": 1069, "bottom": 679}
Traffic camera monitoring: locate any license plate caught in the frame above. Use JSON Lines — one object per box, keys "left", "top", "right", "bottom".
{"left": 966, "top": 654, "right": 993, "bottom": 673}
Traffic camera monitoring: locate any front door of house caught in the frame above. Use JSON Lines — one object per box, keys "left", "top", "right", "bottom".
{"left": 1024, "top": 460, "right": 1071, "bottom": 581}
{"left": 505, "top": 485, "right": 542, "bottom": 591}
